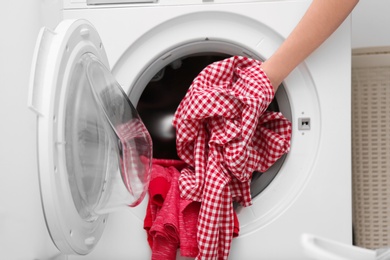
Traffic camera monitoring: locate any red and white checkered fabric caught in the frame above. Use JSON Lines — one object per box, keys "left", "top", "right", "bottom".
{"left": 172, "top": 56, "right": 292, "bottom": 260}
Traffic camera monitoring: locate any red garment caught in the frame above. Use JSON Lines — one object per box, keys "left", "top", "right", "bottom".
{"left": 172, "top": 56, "right": 292, "bottom": 260}
{"left": 144, "top": 159, "right": 185, "bottom": 260}
{"left": 144, "top": 159, "right": 240, "bottom": 259}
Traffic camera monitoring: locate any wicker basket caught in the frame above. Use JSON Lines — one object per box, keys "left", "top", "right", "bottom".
{"left": 352, "top": 47, "right": 390, "bottom": 249}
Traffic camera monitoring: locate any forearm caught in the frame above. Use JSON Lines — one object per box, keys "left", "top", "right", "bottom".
{"left": 261, "top": 0, "right": 359, "bottom": 91}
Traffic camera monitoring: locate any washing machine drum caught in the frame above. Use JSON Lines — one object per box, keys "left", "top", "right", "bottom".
{"left": 29, "top": 20, "right": 152, "bottom": 254}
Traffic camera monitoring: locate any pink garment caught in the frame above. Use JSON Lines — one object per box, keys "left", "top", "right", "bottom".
{"left": 172, "top": 56, "right": 292, "bottom": 259}
{"left": 144, "top": 159, "right": 241, "bottom": 259}
{"left": 144, "top": 159, "right": 185, "bottom": 260}
{"left": 149, "top": 164, "right": 180, "bottom": 260}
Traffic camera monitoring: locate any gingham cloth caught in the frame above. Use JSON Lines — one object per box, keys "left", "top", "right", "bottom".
{"left": 172, "top": 56, "right": 292, "bottom": 260}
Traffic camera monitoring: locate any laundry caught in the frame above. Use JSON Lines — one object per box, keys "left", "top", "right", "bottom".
{"left": 144, "top": 158, "right": 240, "bottom": 259}
{"left": 172, "top": 56, "right": 292, "bottom": 260}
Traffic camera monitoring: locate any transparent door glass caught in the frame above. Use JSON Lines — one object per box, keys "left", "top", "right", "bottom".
{"left": 65, "top": 53, "right": 152, "bottom": 221}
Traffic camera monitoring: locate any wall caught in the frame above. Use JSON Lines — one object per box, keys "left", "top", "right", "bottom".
{"left": 0, "top": 1, "right": 62, "bottom": 259}
{"left": 352, "top": 0, "right": 390, "bottom": 49}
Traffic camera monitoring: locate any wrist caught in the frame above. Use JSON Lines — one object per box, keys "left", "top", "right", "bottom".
{"left": 260, "top": 61, "right": 282, "bottom": 92}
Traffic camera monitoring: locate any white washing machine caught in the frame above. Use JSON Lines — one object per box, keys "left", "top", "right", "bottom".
{"left": 3, "top": 0, "right": 352, "bottom": 259}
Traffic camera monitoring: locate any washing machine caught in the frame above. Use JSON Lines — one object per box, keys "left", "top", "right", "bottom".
{"left": 18, "top": 0, "right": 352, "bottom": 259}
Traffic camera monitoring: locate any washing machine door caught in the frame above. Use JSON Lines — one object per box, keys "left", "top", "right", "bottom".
{"left": 28, "top": 19, "right": 152, "bottom": 255}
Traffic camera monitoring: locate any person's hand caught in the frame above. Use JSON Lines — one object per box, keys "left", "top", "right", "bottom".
{"left": 261, "top": 0, "right": 359, "bottom": 92}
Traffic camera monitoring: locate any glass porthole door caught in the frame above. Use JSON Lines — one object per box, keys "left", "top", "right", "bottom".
{"left": 28, "top": 19, "right": 152, "bottom": 255}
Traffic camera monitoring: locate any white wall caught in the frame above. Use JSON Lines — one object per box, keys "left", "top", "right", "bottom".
{"left": 351, "top": 0, "right": 390, "bottom": 49}
{"left": 0, "top": 1, "right": 62, "bottom": 259}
